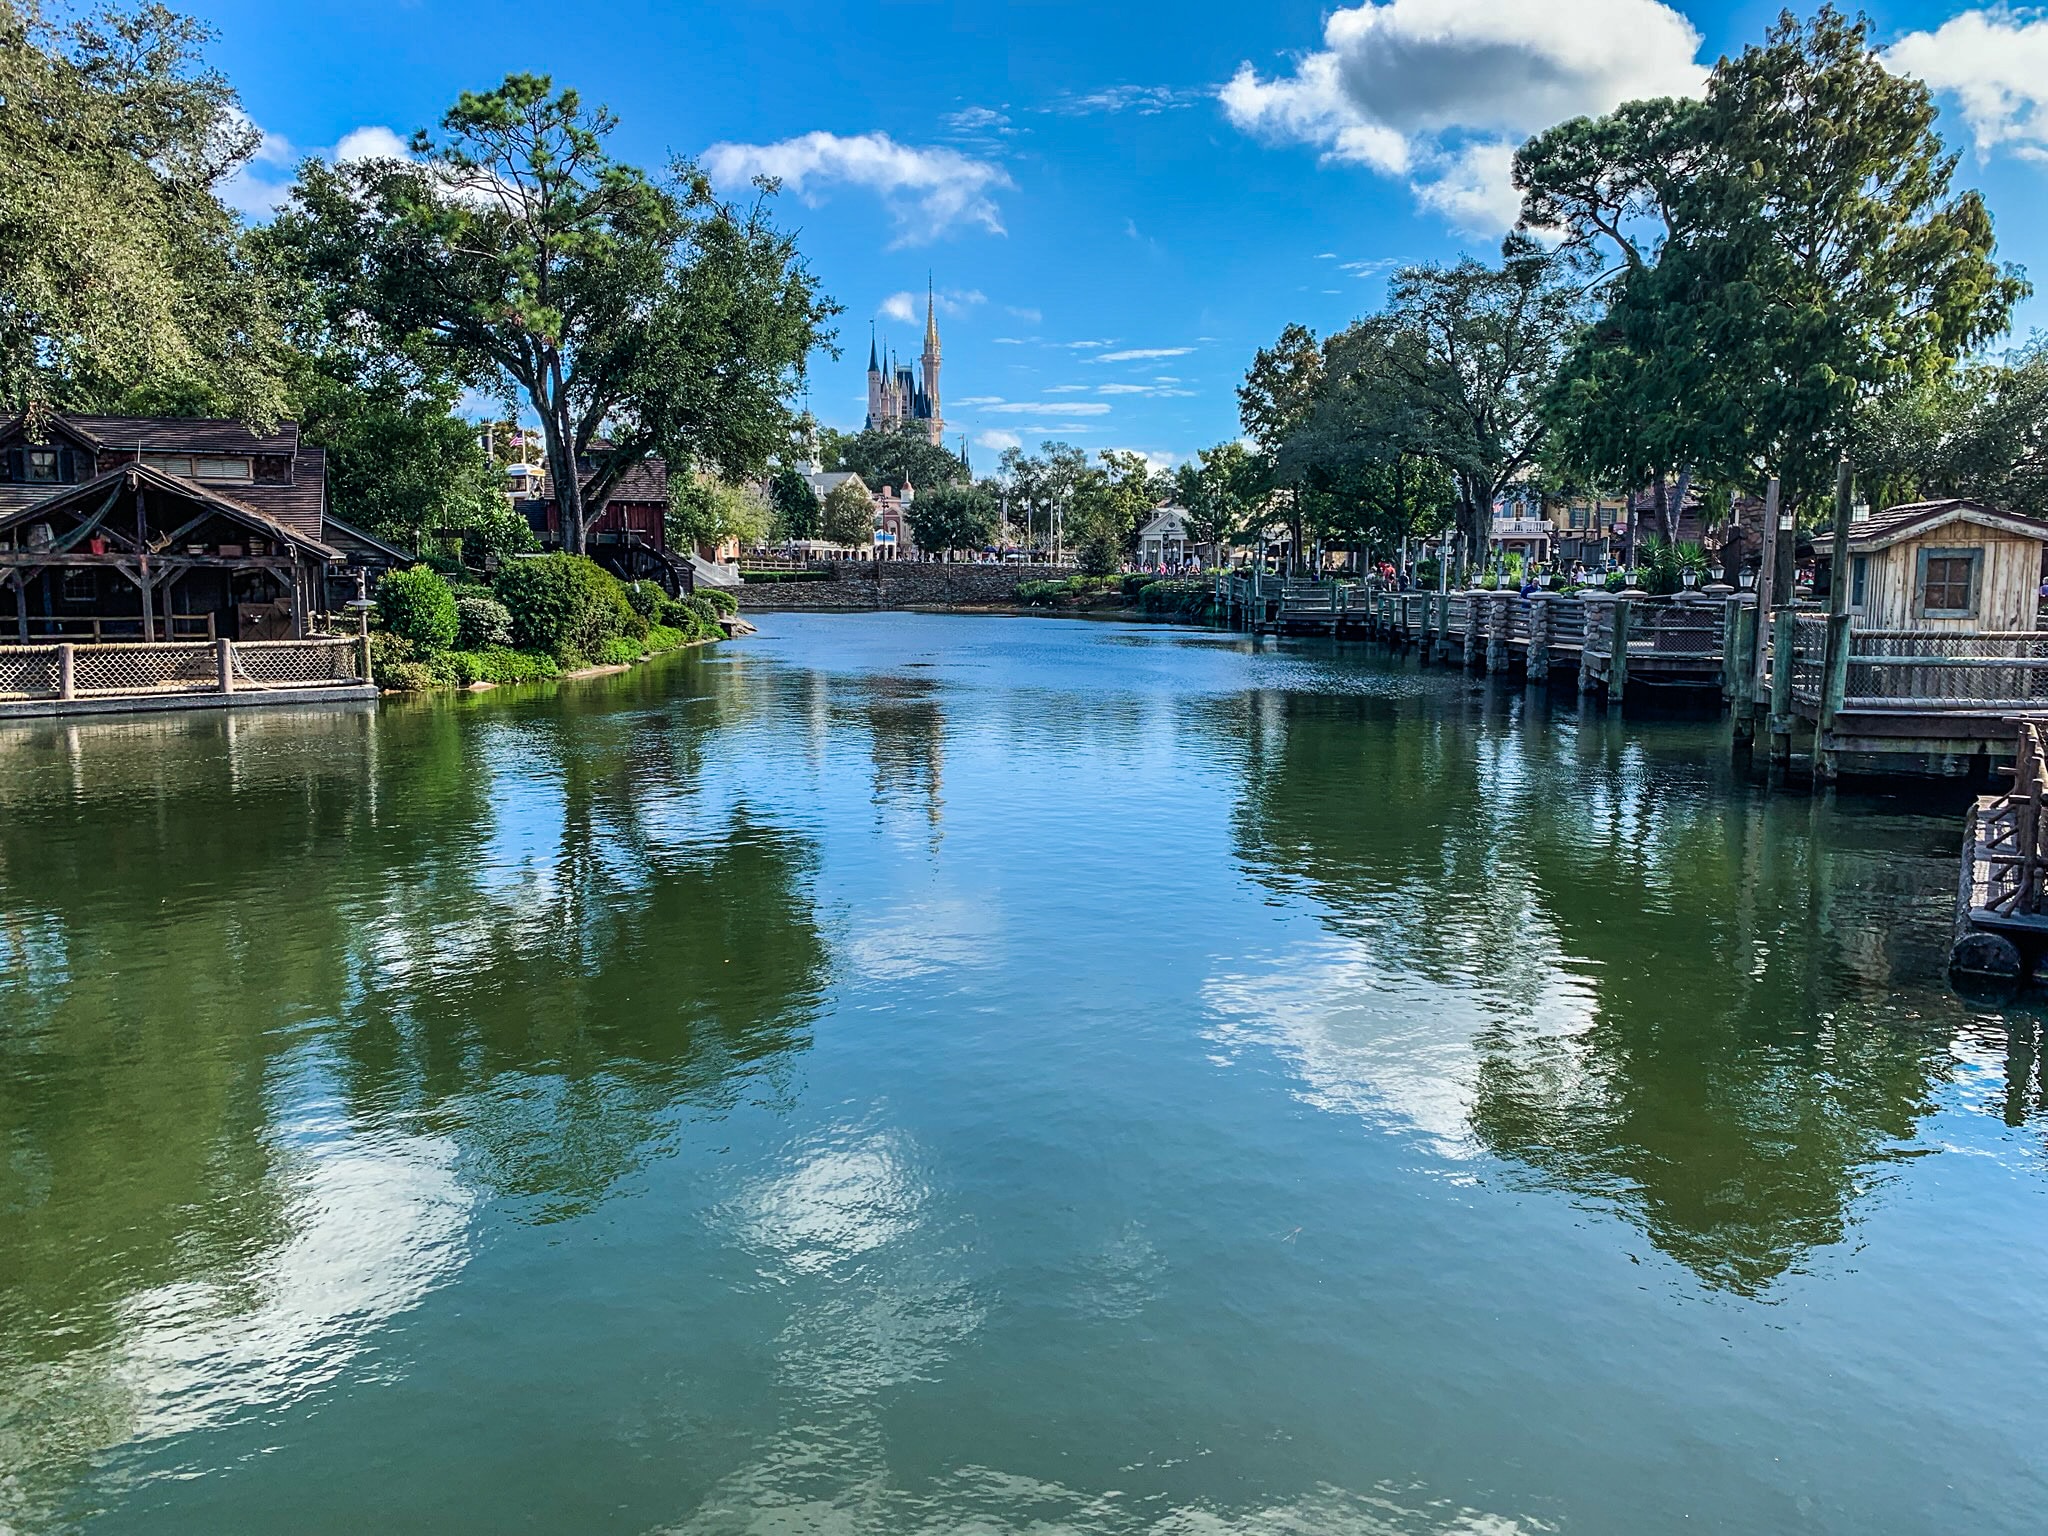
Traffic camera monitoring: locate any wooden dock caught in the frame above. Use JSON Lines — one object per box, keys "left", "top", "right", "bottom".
{"left": 1953, "top": 717, "right": 2048, "bottom": 987}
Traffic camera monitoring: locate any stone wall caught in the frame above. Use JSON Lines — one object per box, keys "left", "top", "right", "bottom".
{"left": 735, "top": 562, "right": 1069, "bottom": 611}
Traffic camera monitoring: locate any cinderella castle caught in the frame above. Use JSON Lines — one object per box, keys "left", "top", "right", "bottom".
{"left": 866, "top": 280, "right": 944, "bottom": 446}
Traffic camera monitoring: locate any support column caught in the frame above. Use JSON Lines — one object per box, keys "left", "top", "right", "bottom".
{"left": 57, "top": 643, "right": 74, "bottom": 701}
{"left": 1731, "top": 601, "right": 1759, "bottom": 748}
{"left": 1814, "top": 457, "right": 1856, "bottom": 787}
{"left": 1485, "top": 595, "right": 1509, "bottom": 673}
{"left": 1609, "top": 598, "right": 1632, "bottom": 708}
{"left": 218, "top": 637, "right": 235, "bottom": 695}
{"left": 1528, "top": 596, "right": 1552, "bottom": 684}
{"left": 1769, "top": 606, "right": 1796, "bottom": 766}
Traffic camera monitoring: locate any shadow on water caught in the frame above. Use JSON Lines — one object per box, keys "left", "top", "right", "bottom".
{"left": 0, "top": 663, "right": 827, "bottom": 1520}
{"left": 1221, "top": 681, "right": 2004, "bottom": 1294}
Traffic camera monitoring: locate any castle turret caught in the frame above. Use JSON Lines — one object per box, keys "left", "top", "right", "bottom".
{"left": 920, "top": 276, "right": 943, "bottom": 447}
{"left": 865, "top": 325, "right": 884, "bottom": 429}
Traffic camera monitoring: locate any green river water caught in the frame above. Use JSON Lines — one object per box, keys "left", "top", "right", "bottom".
{"left": 1, "top": 611, "right": 2044, "bottom": 1534}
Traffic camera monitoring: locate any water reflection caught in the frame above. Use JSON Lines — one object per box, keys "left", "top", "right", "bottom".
{"left": 0, "top": 665, "right": 826, "bottom": 1524}
{"left": 1227, "top": 686, "right": 1971, "bottom": 1292}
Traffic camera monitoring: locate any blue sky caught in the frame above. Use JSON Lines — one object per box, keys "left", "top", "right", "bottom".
{"left": 201, "top": 0, "right": 2048, "bottom": 470}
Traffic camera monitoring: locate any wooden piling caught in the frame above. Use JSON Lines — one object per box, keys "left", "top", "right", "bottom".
{"left": 1608, "top": 599, "right": 1631, "bottom": 707}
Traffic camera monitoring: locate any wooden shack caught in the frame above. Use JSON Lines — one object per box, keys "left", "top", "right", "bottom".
{"left": 1847, "top": 498, "right": 2048, "bottom": 632}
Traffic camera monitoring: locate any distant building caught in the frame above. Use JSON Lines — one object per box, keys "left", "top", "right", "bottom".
{"left": 1136, "top": 505, "right": 1196, "bottom": 567}
{"left": 866, "top": 281, "right": 944, "bottom": 447}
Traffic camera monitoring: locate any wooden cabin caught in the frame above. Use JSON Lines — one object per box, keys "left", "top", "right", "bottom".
{"left": 0, "top": 413, "right": 351, "bottom": 641}
{"left": 1847, "top": 499, "right": 2048, "bottom": 632}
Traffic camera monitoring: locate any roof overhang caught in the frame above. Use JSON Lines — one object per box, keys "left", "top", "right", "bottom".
{"left": 0, "top": 463, "right": 340, "bottom": 560}
{"left": 1848, "top": 505, "right": 2048, "bottom": 553}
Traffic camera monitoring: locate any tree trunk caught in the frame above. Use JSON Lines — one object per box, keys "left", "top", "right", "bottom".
{"left": 1652, "top": 474, "right": 1671, "bottom": 545}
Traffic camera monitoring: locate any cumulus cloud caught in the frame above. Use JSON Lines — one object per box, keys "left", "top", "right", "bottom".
{"left": 1111, "top": 448, "right": 1178, "bottom": 472}
{"left": 1096, "top": 382, "right": 1196, "bottom": 396}
{"left": 218, "top": 119, "right": 409, "bottom": 218}
{"left": 701, "top": 130, "right": 1014, "bottom": 243}
{"left": 1889, "top": 9, "right": 2048, "bottom": 162}
{"left": 980, "top": 401, "right": 1113, "bottom": 416}
{"left": 1048, "top": 85, "right": 1199, "bottom": 116}
{"left": 976, "top": 429, "right": 1024, "bottom": 452}
{"left": 1222, "top": 0, "right": 1707, "bottom": 231}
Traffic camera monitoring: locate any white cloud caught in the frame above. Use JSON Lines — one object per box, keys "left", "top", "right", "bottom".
{"left": 1045, "top": 383, "right": 1092, "bottom": 393}
{"left": 878, "top": 287, "right": 985, "bottom": 324}
{"left": 992, "top": 336, "right": 1033, "bottom": 345}
{"left": 952, "top": 395, "right": 1008, "bottom": 406}
{"left": 218, "top": 120, "right": 409, "bottom": 218}
{"left": 980, "top": 401, "right": 1113, "bottom": 415}
{"left": 1048, "top": 84, "right": 1200, "bottom": 116}
{"left": 1087, "top": 347, "right": 1194, "bottom": 363}
{"left": 1222, "top": 0, "right": 1707, "bottom": 231}
{"left": 335, "top": 125, "right": 410, "bottom": 163}
{"left": 1889, "top": 10, "right": 2048, "bottom": 162}
{"left": 1062, "top": 339, "right": 1116, "bottom": 349}
{"left": 976, "top": 429, "right": 1024, "bottom": 452}
{"left": 701, "top": 130, "right": 1014, "bottom": 243}
{"left": 1006, "top": 305, "right": 1043, "bottom": 322}
{"left": 1103, "top": 448, "right": 1177, "bottom": 473}
{"left": 1096, "top": 382, "right": 1196, "bottom": 396}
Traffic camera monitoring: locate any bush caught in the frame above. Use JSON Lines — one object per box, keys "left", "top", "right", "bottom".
{"left": 382, "top": 660, "right": 437, "bottom": 693}
{"left": 377, "top": 565, "right": 459, "bottom": 652}
{"left": 595, "top": 636, "right": 645, "bottom": 666}
{"left": 1138, "top": 579, "right": 1212, "bottom": 619}
{"left": 701, "top": 586, "right": 739, "bottom": 616}
{"left": 624, "top": 580, "right": 665, "bottom": 621}
{"left": 492, "top": 554, "right": 638, "bottom": 661}
{"left": 1120, "top": 573, "right": 1161, "bottom": 598}
{"left": 455, "top": 595, "right": 513, "bottom": 650}
{"left": 476, "top": 647, "right": 559, "bottom": 684}
{"left": 643, "top": 623, "right": 687, "bottom": 653}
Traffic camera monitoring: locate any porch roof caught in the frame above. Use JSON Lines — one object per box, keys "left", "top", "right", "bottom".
{"left": 0, "top": 463, "right": 340, "bottom": 561}
{"left": 1848, "top": 498, "right": 2048, "bottom": 553}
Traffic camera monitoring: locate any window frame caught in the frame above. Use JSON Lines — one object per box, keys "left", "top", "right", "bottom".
{"left": 1915, "top": 545, "right": 1982, "bottom": 620}
{"left": 59, "top": 568, "right": 95, "bottom": 603}
{"left": 194, "top": 456, "right": 252, "bottom": 482}
{"left": 1851, "top": 554, "right": 1868, "bottom": 610}
{"left": 26, "top": 448, "right": 59, "bottom": 484}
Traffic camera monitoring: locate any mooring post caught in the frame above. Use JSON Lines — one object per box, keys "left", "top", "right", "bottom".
{"left": 1769, "top": 606, "right": 1796, "bottom": 766}
{"left": 218, "top": 636, "right": 235, "bottom": 695}
{"left": 1528, "top": 595, "right": 1552, "bottom": 684}
{"left": 1730, "top": 600, "right": 1759, "bottom": 747}
{"left": 1462, "top": 592, "right": 1481, "bottom": 669}
{"left": 1608, "top": 598, "right": 1631, "bottom": 708}
{"left": 1814, "top": 457, "right": 1856, "bottom": 786}
{"left": 56, "top": 643, "right": 74, "bottom": 701}
{"left": 1485, "top": 594, "right": 1508, "bottom": 673}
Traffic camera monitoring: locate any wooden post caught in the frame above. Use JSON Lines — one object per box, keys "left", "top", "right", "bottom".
{"left": 218, "top": 636, "right": 235, "bottom": 695}
{"left": 1753, "top": 478, "right": 1781, "bottom": 690}
{"left": 10, "top": 571, "right": 25, "bottom": 642}
{"left": 1815, "top": 458, "right": 1856, "bottom": 784}
{"left": 1435, "top": 589, "right": 1451, "bottom": 660}
{"left": 1607, "top": 598, "right": 1632, "bottom": 706}
{"left": 56, "top": 643, "right": 74, "bottom": 701}
{"left": 358, "top": 608, "right": 372, "bottom": 682}
{"left": 1580, "top": 598, "right": 1601, "bottom": 693}
{"left": 1731, "top": 601, "right": 1759, "bottom": 747}
{"left": 1769, "top": 606, "right": 1796, "bottom": 766}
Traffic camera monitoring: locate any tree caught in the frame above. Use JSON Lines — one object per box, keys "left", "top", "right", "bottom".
{"left": 1330, "top": 242, "right": 1581, "bottom": 566}
{"left": 819, "top": 477, "right": 875, "bottom": 548}
{"left": 1520, "top": 6, "right": 2027, "bottom": 524}
{"left": 1173, "top": 441, "right": 1264, "bottom": 559}
{"left": 769, "top": 465, "right": 820, "bottom": 540}
{"left": 1849, "top": 343, "right": 2048, "bottom": 517}
{"left": 667, "top": 475, "right": 770, "bottom": 554}
{"left": 907, "top": 483, "right": 994, "bottom": 558}
{"left": 274, "top": 73, "right": 834, "bottom": 553}
{"left": 834, "top": 424, "right": 967, "bottom": 493}
{"left": 1067, "top": 449, "right": 1157, "bottom": 571}
{"left": 1239, "top": 323, "right": 1325, "bottom": 568}
{"left": 0, "top": 0, "right": 283, "bottom": 420}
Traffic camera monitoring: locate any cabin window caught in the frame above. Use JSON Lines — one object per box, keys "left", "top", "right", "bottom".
{"left": 60, "top": 568, "right": 94, "bottom": 602}
{"left": 195, "top": 456, "right": 251, "bottom": 481}
{"left": 1851, "top": 555, "right": 1868, "bottom": 609}
{"left": 1916, "top": 547, "right": 1980, "bottom": 619}
{"left": 147, "top": 454, "right": 194, "bottom": 478}
{"left": 27, "top": 448, "right": 60, "bottom": 483}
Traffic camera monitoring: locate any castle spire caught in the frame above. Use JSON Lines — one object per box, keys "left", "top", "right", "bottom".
{"left": 867, "top": 322, "right": 879, "bottom": 374}
{"left": 923, "top": 273, "right": 940, "bottom": 355}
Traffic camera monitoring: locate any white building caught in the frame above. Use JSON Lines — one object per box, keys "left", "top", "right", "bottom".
{"left": 1136, "top": 504, "right": 1196, "bottom": 568}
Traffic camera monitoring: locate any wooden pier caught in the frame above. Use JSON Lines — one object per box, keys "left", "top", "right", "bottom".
{"left": 1953, "top": 716, "right": 2048, "bottom": 987}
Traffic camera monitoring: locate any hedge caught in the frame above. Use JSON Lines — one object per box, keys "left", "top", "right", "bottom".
{"left": 377, "top": 565, "right": 459, "bottom": 651}
{"left": 492, "top": 554, "right": 639, "bottom": 662}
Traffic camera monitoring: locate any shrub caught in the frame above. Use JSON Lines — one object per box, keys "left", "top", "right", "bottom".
{"left": 377, "top": 565, "right": 459, "bottom": 652}
{"left": 643, "top": 623, "right": 686, "bottom": 653}
{"left": 455, "top": 595, "right": 513, "bottom": 650}
{"left": 624, "top": 580, "right": 665, "bottom": 621}
{"left": 1120, "top": 573, "right": 1161, "bottom": 598}
{"left": 701, "top": 586, "right": 739, "bottom": 616}
{"left": 595, "top": 635, "right": 645, "bottom": 666}
{"left": 492, "top": 554, "right": 638, "bottom": 660}
{"left": 476, "top": 647, "right": 559, "bottom": 684}
{"left": 382, "top": 660, "right": 437, "bottom": 693}
{"left": 1138, "top": 579, "right": 1212, "bottom": 619}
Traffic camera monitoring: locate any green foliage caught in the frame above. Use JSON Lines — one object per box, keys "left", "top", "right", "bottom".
{"left": 623, "top": 580, "right": 665, "bottom": 622}
{"left": 1518, "top": 5, "right": 2026, "bottom": 513}
{"left": 1847, "top": 341, "right": 2048, "bottom": 516}
{"left": 595, "top": 636, "right": 645, "bottom": 667}
{"left": 769, "top": 464, "right": 821, "bottom": 539}
{"left": 667, "top": 474, "right": 772, "bottom": 552}
{"left": 700, "top": 586, "right": 739, "bottom": 616}
{"left": 271, "top": 71, "right": 835, "bottom": 553}
{"left": 0, "top": 2, "right": 284, "bottom": 419}
{"left": 820, "top": 477, "right": 875, "bottom": 547}
{"left": 833, "top": 424, "right": 968, "bottom": 492}
{"left": 381, "top": 660, "right": 439, "bottom": 693}
{"left": 491, "top": 553, "right": 636, "bottom": 661}
{"left": 377, "top": 565, "right": 459, "bottom": 651}
{"left": 1137, "top": 579, "right": 1213, "bottom": 620}
{"left": 1173, "top": 441, "right": 1266, "bottom": 553}
{"left": 454, "top": 594, "right": 513, "bottom": 650}
{"left": 1014, "top": 575, "right": 1123, "bottom": 605}
{"left": 908, "top": 483, "right": 996, "bottom": 556}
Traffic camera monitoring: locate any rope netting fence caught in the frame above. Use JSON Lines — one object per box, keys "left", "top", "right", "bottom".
{"left": 0, "top": 638, "right": 363, "bottom": 701}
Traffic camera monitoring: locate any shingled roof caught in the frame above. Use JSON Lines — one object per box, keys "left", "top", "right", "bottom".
{"left": 1847, "top": 498, "right": 2048, "bottom": 552}
{"left": 0, "top": 463, "right": 340, "bottom": 561}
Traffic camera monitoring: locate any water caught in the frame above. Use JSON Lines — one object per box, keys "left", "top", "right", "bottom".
{"left": 2, "top": 612, "right": 2044, "bottom": 1535}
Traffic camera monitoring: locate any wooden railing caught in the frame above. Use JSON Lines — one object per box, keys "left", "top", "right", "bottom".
{"left": 0, "top": 637, "right": 365, "bottom": 702}
{"left": 1974, "top": 719, "right": 2048, "bottom": 917}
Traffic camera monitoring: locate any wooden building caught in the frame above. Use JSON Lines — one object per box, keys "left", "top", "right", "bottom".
{"left": 0, "top": 413, "right": 351, "bottom": 640}
{"left": 517, "top": 448, "right": 686, "bottom": 588}
{"left": 1846, "top": 499, "right": 2048, "bottom": 632}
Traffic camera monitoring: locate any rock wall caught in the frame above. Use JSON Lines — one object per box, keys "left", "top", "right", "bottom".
{"left": 735, "top": 562, "right": 1068, "bottom": 611}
